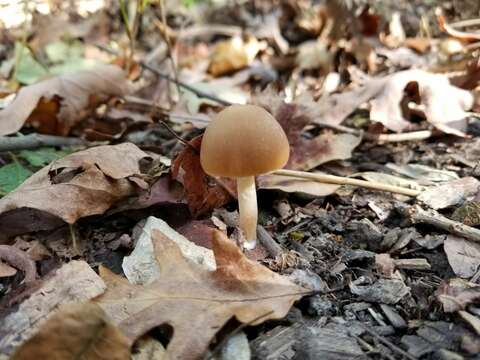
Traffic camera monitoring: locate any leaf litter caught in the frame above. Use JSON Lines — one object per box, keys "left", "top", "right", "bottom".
{"left": 1, "top": 1, "right": 480, "bottom": 359}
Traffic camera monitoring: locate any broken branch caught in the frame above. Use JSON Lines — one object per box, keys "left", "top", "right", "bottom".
{"left": 406, "top": 205, "right": 480, "bottom": 243}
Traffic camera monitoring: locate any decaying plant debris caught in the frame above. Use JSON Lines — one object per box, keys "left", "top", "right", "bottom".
{"left": 1, "top": 0, "right": 480, "bottom": 359}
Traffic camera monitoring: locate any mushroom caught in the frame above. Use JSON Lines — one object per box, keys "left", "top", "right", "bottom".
{"left": 200, "top": 104, "right": 290, "bottom": 249}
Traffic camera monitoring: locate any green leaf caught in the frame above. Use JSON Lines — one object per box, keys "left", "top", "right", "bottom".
{"left": 20, "top": 147, "right": 69, "bottom": 167}
{"left": 14, "top": 42, "right": 48, "bottom": 85}
{"left": 45, "top": 41, "right": 84, "bottom": 63}
{"left": 0, "top": 162, "right": 32, "bottom": 194}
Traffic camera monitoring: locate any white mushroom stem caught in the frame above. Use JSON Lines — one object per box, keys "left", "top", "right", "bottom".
{"left": 237, "top": 176, "right": 258, "bottom": 250}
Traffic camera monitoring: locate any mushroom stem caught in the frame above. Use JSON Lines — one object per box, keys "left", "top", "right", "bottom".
{"left": 237, "top": 176, "right": 258, "bottom": 249}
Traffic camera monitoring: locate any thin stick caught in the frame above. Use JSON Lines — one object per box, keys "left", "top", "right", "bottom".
{"left": 0, "top": 134, "right": 95, "bottom": 152}
{"left": 365, "top": 130, "right": 433, "bottom": 143}
{"left": 317, "top": 124, "right": 433, "bottom": 143}
{"left": 272, "top": 169, "right": 420, "bottom": 197}
{"left": 357, "top": 322, "right": 418, "bottom": 360}
{"left": 406, "top": 205, "right": 480, "bottom": 243}
{"left": 95, "top": 44, "right": 231, "bottom": 106}
{"left": 155, "top": 0, "right": 181, "bottom": 98}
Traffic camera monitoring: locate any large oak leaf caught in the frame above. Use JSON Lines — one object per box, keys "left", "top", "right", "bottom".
{"left": 96, "top": 230, "right": 305, "bottom": 360}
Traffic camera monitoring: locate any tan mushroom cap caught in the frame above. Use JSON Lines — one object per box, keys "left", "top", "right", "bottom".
{"left": 200, "top": 104, "right": 290, "bottom": 177}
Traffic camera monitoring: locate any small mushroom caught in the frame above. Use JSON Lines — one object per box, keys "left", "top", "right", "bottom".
{"left": 200, "top": 104, "right": 290, "bottom": 249}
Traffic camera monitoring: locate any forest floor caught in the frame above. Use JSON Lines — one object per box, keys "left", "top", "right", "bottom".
{"left": 0, "top": 0, "right": 480, "bottom": 359}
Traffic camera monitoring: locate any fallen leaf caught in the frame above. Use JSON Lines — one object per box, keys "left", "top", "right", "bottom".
{"left": 13, "top": 43, "right": 48, "bottom": 85}
{"left": 355, "top": 172, "right": 426, "bottom": 191}
{"left": 436, "top": 278, "right": 480, "bottom": 313}
{"left": 0, "top": 143, "right": 150, "bottom": 237}
{"left": 296, "top": 39, "right": 332, "bottom": 71}
{"left": 11, "top": 303, "right": 130, "bottom": 360}
{"left": 444, "top": 235, "right": 480, "bottom": 278}
{"left": 0, "top": 261, "right": 106, "bottom": 356}
{"left": 0, "top": 261, "right": 17, "bottom": 278}
{"left": 0, "top": 162, "right": 33, "bottom": 195}
{"left": 386, "top": 163, "right": 459, "bottom": 183}
{"left": 417, "top": 177, "right": 480, "bottom": 210}
{"left": 254, "top": 93, "right": 362, "bottom": 170}
{"left": 369, "top": 69, "right": 473, "bottom": 135}
{"left": 208, "top": 36, "right": 262, "bottom": 77}
{"left": 171, "top": 136, "right": 233, "bottom": 217}
{"left": 257, "top": 173, "right": 340, "bottom": 196}
{"left": 0, "top": 64, "right": 133, "bottom": 136}
{"left": 19, "top": 147, "right": 70, "bottom": 167}
{"left": 96, "top": 230, "right": 305, "bottom": 359}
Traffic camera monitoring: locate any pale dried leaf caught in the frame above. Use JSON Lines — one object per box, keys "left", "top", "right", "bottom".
{"left": 257, "top": 174, "right": 340, "bottom": 196}
{"left": 418, "top": 177, "right": 480, "bottom": 210}
{"left": 444, "top": 235, "right": 480, "bottom": 278}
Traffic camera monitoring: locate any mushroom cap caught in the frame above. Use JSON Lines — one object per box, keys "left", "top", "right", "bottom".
{"left": 200, "top": 104, "right": 290, "bottom": 177}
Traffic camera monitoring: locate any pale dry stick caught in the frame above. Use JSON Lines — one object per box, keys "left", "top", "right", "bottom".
{"left": 272, "top": 169, "right": 420, "bottom": 197}
{"left": 367, "top": 130, "right": 433, "bottom": 143}
{"left": 449, "top": 18, "right": 480, "bottom": 29}
{"left": 406, "top": 205, "right": 480, "bottom": 243}
{"left": 318, "top": 124, "right": 433, "bottom": 143}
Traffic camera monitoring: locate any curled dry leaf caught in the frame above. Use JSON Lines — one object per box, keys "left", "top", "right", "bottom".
{"left": 171, "top": 136, "right": 233, "bottom": 217}
{"left": 96, "top": 230, "right": 305, "bottom": 360}
{"left": 369, "top": 69, "right": 473, "bottom": 136}
{"left": 11, "top": 303, "right": 130, "bottom": 360}
{"left": 0, "top": 64, "right": 133, "bottom": 136}
{"left": 0, "top": 143, "right": 150, "bottom": 238}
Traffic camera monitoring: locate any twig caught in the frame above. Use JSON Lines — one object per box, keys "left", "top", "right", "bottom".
{"left": 365, "top": 130, "right": 433, "bottom": 143}
{"left": 95, "top": 44, "right": 232, "bottom": 106}
{"left": 272, "top": 169, "right": 420, "bottom": 197}
{"left": 157, "top": 120, "right": 198, "bottom": 153}
{"left": 405, "top": 205, "right": 480, "bottom": 243}
{"left": 0, "top": 245, "right": 37, "bottom": 283}
{"left": 317, "top": 124, "right": 433, "bottom": 143}
{"left": 155, "top": 0, "right": 181, "bottom": 102}
{"left": 0, "top": 134, "right": 95, "bottom": 152}
{"left": 257, "top": 225, "right": 283, "bottom": 258}
{"left": 357, "top": 322, "right": 418, "bottom": 360}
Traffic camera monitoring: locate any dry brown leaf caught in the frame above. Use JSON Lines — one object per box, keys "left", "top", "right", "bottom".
{"left": 208, "top": 36, "right": 262, "bottom": 77}
{"left": 171, "top": 136, "right": 233, "bottom": 217}
{"left": 0, "top": 64, "right": 132, "bottom": 136}
{"left": 11, "top": 303, "right": 130, "bottom": 360}
{"left": 0, "top": 261, "right": 106, "bottom": 355}
{"left": 0, "top": 143, "right": 150, "bottom": 237}
{"left": 96, "top": 230, "right": 305, "bottom": 360}
{"left": 255, "top": 94, "right": 361, "bottom": 171}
